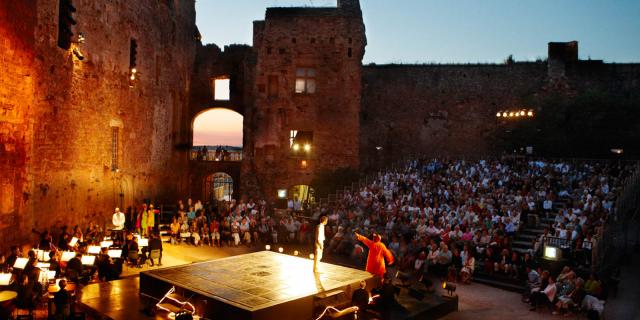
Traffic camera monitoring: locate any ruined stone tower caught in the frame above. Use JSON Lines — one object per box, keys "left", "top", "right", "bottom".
{"left": 250, "top": 1, "right": 367, "bottom": 201}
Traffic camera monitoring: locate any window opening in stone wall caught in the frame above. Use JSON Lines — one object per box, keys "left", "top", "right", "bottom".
{"left": 289, "top": 130, "right": 313, "bottom": 154}
{"left": 192, "top": 108, "right": 243, "bottom": 161}
{"left": 57, "top": 0, "right": 77, "bottom": 50}
{"left": 129, "top": 39, "right": 137, "bottom": 69}
{"left": 268, "top": 75, "right": 278, "bottom": 98}
{"left": 111, "top": 127, "right": 119, "bottom": 171}
{"left": 155, "top": 55, "right": 160, "bottom": 85}
{"left": 295, "top": 68, "right": 316, "bottom": 94}
{"left": 212, "top": 77, "right": 230, "bottom": 101}
{"left": 288, "top": 185, "right": 316, "bottom": 205}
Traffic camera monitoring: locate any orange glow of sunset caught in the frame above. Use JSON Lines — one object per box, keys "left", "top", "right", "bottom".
{"left": 193, "top": 108, "right": 243, "bottom": 147}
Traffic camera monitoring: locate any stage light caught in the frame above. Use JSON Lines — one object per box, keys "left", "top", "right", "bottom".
{"left": 292, "top": 144, "right": 300, "bottom": 151}
{"left": 278, "top": 247, "right": 283, "bottom": 253}
{"left": 293, "top": 250, "right": 299, "bottom": 256}
{"left": 496, "top": 112, "right": 501, "bottom": 117}
{"left": 502, "top": 112, "right": 507, "bottom": 117}
{"left": 277, "top": 189, "right": 287, "bottom": 199}
{"left": 610, "top": 148, "right": 623, "bottom": 155}
{"left": 265, "top": 245, "right": 271, "bottom": 251}
{"left": 131, "top": 68, "right": 137, "bottom": 74}
{"left": 303, "top": 144, "right": 311, "bottom": 152}
{"left": 309, "top": 253, "right": 314, "bottom": 259}
{"left": 527, "top": 110, "right": 534, "bottom": 117}
{"left": 442, "top": 281, "right": 457, "bottom": 296}
{"left": 375, "top": 146, "right": 383, "bottom": 151}
{"left": 509, "top": 112, "right": 514, "bottom": 117}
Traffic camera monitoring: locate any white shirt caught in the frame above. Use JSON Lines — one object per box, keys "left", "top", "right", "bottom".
{"left": 317, "top": 224, "right": 325, "bottom": 243}
{"left": 112, "top": 212, "right": 125, "bottom": 230}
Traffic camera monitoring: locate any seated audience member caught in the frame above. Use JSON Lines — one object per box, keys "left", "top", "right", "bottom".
{"left": 460, "top": 251, "right": 475, "bottom": 284}
{"left": 54, "top": 279, "right": 72, "bottom": 319}
{"left": 530, "top": 276, "right": 556, "bottom": 311}
{"left": 351, "top": 280, "right": 371, "bottom": 319}
{"left": 148, "top": 233, "right": 163, "bottom": 266}
{"left": 584, "top": 273, "right": 602, "bottom": 298}
{"left": 190, "top": 221, "right": 201, "bottom": 246}
{"left": 210, "top": 218, "right": 221, "bottom": 247}
{"left": 170, "top": 217, "right": 180, "bottom": 244}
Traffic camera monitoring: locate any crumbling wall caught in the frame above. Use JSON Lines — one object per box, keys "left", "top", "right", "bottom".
{"left": 251, "top": 3, "right": 366, "bottom": 200}
{"left": 0, "top": 0, "right": 198, "bottom": 248}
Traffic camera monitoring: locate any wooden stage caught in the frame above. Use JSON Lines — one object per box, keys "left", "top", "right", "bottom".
{"left": 139, "top": 251, "right": 373, "bottom": 320}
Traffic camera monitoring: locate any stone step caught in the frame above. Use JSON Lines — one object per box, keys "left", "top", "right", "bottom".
{"left": 518, "top": 234, "right": 537, "bottom": 240}
{"left": 512, "top": 240, "right": 532, "bottom": 248}
{"left": 512, "top": 247, "right": 530, "bottom": 254}
{"left": 473, "top": 273, "right": 527, "bottom": 293}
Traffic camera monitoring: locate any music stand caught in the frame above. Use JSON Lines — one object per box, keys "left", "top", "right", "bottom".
{"left": 0, "top": 273, "right": 11, "bottom": 286}
{"left": 81, "top": 256, "right": 96, "bottom": 266}
{"left": 87, "top": 246, "right": 101, "bottom": 254}
{"left": 61, "top": 252, "right": 76, "bottom": 262}
{"left": 138, "top": 238, "right": 149, "bottom": 247}
{"left": 13, "top": 257, "right": 29, "bottom": 269}
{"left": 69, "top": 237, "right": 79, "bottom": 247}
{"left": 36, "top": 262, "right": 51, "bottom": 269}
{"left": 108, "top": 249, "right": 123, "bottom": 259}
{"left": 100, "top": 240, "right": 113, "bottom": 248}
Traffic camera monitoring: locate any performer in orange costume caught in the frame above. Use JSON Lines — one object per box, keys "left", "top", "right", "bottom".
{"left": 355, "top": 232, "right": 395, "bottom": 279}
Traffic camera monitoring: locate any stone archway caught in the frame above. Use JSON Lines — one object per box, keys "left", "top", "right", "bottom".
{"left": 204, "top": 172, "right": 234, "bottom": 202}
{"left": 191, "top": 108, "right": 243, "bottom": 161}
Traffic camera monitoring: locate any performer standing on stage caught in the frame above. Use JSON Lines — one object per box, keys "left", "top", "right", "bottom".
{"left": 355, "top": 232, "right": 395, "bottom": 280}
{"left": 313, "top": 216, "right": 328, "bottom": 273}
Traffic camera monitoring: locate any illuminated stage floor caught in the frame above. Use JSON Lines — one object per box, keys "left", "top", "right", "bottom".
{"left": 140, "top": 251, "right": 373, "bottom": 319}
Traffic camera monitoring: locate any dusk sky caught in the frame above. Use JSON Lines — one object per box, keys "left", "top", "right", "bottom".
{"left": 196, "top": 0, "right": 640, "bottom": 64}
{"left": 193, "top": 109, "right": 243, "bottom": 147}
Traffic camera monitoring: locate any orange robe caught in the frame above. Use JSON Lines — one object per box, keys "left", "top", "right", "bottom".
{"left": 356, "top": 234, "right": 395, "bottom": 278}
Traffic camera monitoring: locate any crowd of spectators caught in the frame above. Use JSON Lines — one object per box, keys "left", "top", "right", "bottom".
{"left": 308, "top": 157, "right": 631, "bottom": 316}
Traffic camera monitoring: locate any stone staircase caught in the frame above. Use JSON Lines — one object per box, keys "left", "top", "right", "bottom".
{"left": 512, "top": 198, "right": 570, "bottom": 254}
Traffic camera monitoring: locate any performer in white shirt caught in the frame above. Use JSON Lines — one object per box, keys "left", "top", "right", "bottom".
{"left": 112, "top": 207, "right": 125, "bottom": 230}
{"left": 313, "top": 216, "right": 328, "bottom": 273}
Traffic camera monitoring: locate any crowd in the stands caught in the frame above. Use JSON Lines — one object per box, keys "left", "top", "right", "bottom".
{"left": 312, "top": 158, "right": 631, "bottom": 317}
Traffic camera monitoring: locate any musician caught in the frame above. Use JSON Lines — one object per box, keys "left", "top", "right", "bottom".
{"left": 112, "top": 208, "right": 126, "bottom": 230}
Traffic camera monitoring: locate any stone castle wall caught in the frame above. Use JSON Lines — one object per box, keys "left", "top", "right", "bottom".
{"left": 360, "top": 60, "right": 640, "bottom": 169}
{"left": 0, "top": 0, "right": 198, "bottom": 247}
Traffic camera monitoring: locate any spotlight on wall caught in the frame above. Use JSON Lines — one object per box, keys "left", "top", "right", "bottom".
{"left": 442, "top": 281, "right": 457, "bottom": 296}
{"left": 265, "top": 245, "right": 271, "bottom": 251}
{"left": 72, "top": 47, "right": 84, "bottom": 60}
{"left": 292, "top": 144, "right": 300, "bottom": 151}
{"left": 303, "top": 144, "right": 311, "bottom": 152}
{"left": 293, "top": 250, "right": 299, "bottom": 256}
{"left": 278, "top": 247, "right": 284, "bottom": 253}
